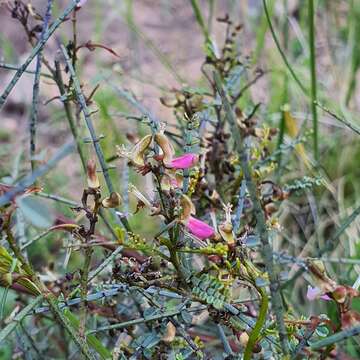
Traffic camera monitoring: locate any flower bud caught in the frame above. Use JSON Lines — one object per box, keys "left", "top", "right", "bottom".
{"left": 76, "top": 0, "right": 88, "bottom": 9}
{"left": 160, "top": 96, "right": 178, "bottom": 108}
{"left": 87, "top": 159, "right": 100, "bottom": 189}
{"left": 168, "top": 153, "right": 198, "bottom": 169}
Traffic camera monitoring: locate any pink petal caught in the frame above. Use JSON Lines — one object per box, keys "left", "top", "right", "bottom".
{"left": 307, "top": 286, "right": 332, "bottom": 302}
{"left": 186, "top": 216, "right": 214, "bottom": 239}
{"left": 169, "top": 153, "right": 198, "bottom": 169}
{"left": 307, "top": 286, "right": 321, "bottom": 301}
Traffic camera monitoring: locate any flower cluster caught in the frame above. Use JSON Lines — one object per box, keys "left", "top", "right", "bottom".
{"left": 117, "top": 124, "right": 214, "bottom": 240}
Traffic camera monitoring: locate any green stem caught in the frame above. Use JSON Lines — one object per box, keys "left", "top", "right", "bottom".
{"left": 308, "top": 0, "right": 319, "bottom": 161}
{"left": 263, "top": 0, "right": 308, "bottom": 95}
{"left": 190, "top": 0, "right": 210, "bottom": 43}
{"left": 244, "top": 288, "right": 269, "bottom": 360}
{"left": 54, "top": 60, "right": 87, "bottom": 172}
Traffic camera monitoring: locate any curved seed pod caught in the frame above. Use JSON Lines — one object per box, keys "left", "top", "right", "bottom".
{"left": 162, "top": 322, "right": 176, "bottom": 343}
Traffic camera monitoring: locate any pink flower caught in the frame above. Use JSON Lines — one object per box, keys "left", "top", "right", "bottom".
{"left": 306, "top": 286, "right": 331, "bottom": 301}
{"left": 185, "top": 216, "right": 214, "bottom": 239}
{"left": 168, "top": 153, "right": 198, "bottom": 169}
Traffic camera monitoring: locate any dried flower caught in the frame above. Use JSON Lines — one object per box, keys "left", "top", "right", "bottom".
{"left": 102, "top": 192, "right": 122, "bottom": 208}
{"left": 168, "top": 153, "right": 198, "bottom": 169}
{"left": 87, "top": 159, "right": 100, "bottom": 189}
{"left": 117, "top": 134, "right": 152, "bottom": 167}
{"left": 154, "top": 123, "right": 174, "bottom": 166}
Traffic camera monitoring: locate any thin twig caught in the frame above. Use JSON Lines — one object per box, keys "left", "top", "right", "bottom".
{"left": 0, "top": 63, "right": 52, "bottom": 78}
{"left": 0, "top": 0, "right": 81, "bottom": 109}
{"left": 315, "top": 100, "right": 360, "bottom": 136}
{"left": 30, "top": 0, "right": 53, "bottom": 172}
{"left": 59, "top": 44, "right": 131, "bottom": 232}
{"left": 0, "top": 295, "right": 44, "bottom": 344}
{"left": 310, "top": 325, "right": 360, "bottom": 350}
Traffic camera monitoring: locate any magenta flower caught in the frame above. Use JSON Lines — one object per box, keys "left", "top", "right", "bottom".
{"left": 185, "top": 216, "right": 214, "bottom": 239}
{"left": 168, "top": 153, "right": 198, "bottom": 169}
{"left": 306, "top": 286, "right": 331, "bottom": 301}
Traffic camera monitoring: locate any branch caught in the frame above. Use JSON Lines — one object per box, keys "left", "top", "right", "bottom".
{"left": 59, "top": 44, "right": 132, "bottom": 233}
{"left": 0, "top": 0, "right": 81, "bottom": 109}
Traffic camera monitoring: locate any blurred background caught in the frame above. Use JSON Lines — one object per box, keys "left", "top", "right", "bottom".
{"left": 0, "top": 0, "right": 360, "bottom": 356}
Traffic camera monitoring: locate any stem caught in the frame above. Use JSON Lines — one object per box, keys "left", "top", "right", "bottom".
{"left": 4, "top": 219, "right": 96, "bottom": 359}
{"left": 244, "top": 287, "right": 269, "bottom": 360}
{"left": 0, "top": 142, "right": 75, "bottom": 207}
{"left": 0, "top": 295, "right": 44, "bottom": 343}
{"left": 310, "top": 324, "right": 360, "bottom": 350}
{"left": 30, "top": 0, "right": 53, "bottom": 172}
{"left": 54, "top": 60, "right": 87, "bottom": 171}
{"left": 59, "top": 44, "right": 132, "bottom": 233}
{"left": 79, "top": 246, "right": 93, "bottom": 337}
{"left": 262, "top": 0, "right": 308, "bottom": 95}
{"left": 0, "top": 0, "right": 81, "bottom": 109}
{"left": 308, "top": 0, "right": 319, "bottom": 161}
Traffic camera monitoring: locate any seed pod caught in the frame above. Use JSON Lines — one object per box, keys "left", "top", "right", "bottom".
{"left": 102, "top": 192, "right": 122, "bottom": 208}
